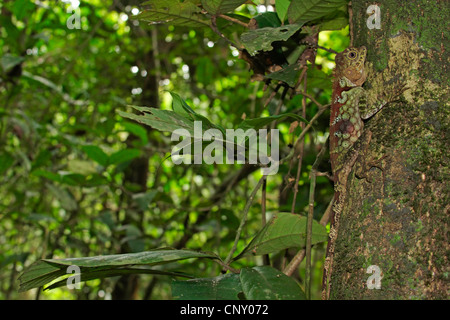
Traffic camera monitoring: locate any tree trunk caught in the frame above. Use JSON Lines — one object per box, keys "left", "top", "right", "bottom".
{"left": 329, "top": 0, "right": 449, "bottom": 299}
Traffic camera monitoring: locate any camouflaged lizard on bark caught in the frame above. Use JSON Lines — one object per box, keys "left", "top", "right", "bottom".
{"left": 322, "top": 46, "right": 403, "bottom": 300}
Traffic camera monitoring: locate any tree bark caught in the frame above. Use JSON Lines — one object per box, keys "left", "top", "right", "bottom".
{"left": 329, "top": 0, "right": 449, "bottom": 299}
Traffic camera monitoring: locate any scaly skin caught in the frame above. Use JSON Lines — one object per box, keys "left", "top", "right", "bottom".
{"left": 322, "top": 46, "right": 389, "bottom": 300}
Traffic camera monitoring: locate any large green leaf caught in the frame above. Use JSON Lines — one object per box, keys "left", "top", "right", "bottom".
{"left": 169, "top": 91, "right": 196, "bottom": 119}
{"left": 137, "top": 0, "right": 210, "bottom": 28}
{"left": 82, "top": 145, "right": 109, "bottom": 167}
{"left": 41, "top": 249, "right": 218, "bottom": 267}
{"left": 19, "top": 249, "right": 218, "bottom": 292}
{"left": 275, "top": 0, "right": 291, "bottom": 23}
{"left": 287, "top": 0, "right": 347, "bottom": 25}
{"left": 46, "top": 267, "right": 192, "bottom": 291}
{"left": 172, "top": 273, "right": 242, "bottom": 300}
{"left": 118, "top": 106, "right": 197, "bottom": 135}
{"left": 240, "top": 24, "right": 303, "bottom": 55}
{"left": 254, "top": 11, "right": 282, "bottom": 28}
{"left": 233, "top": 212, "right": 328, "bottom": 260}
{"left": 123, "top": 121, "right": 149, "bottom": 145}
{"left": 119, "top": 103, "right": 225, "bottom": 137}
{"left": 109, "top": 148, "right": 141, "bottom": 165}
{"left": 240, "top": 266, "right": 306, "bottom": 300}
{"left": 238, "top": 113, "right": 308, "bottom": 131}
{"left": 201, "top": 0, "right": 248, "bottom": 14}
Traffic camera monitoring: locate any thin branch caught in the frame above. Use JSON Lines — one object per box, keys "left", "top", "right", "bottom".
{"left": 305, "top": 142, "right": 327, "bottom": 299}
{"left": 224, "top": 176, "right": 266, "bottom": 265}
{"left": 279, "top": 104, "right": 330, "bottom": 165}
{"left": 261, "top": 177, "right": 270, "bottom": 265}
{"left": 291, "top": 72, "right": 307, "bottom": 214}
{"left": 210, "top": 16, "right": 239, "bottom": 49}
{"left": 217, "top": 14, "right": 249, "bottom": 28}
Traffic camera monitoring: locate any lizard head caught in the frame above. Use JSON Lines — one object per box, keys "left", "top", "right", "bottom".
{"left": 334, "top": 46, "right": 367, "bottom": 87}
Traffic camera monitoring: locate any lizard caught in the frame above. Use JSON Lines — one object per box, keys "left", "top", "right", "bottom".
{"left": 322, "top": 46, "right": 404, "bottom": 300}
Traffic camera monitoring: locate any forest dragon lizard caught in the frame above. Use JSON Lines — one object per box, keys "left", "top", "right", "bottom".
{"left": 322, "top": 46, "right": 404, "bottom": 300}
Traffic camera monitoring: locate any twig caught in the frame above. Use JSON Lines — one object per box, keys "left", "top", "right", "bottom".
{"left": 215, "top": 259, "right": 240, "bottom": 274}
{"left": 290, "top": 72, "right": 307, "bottom": 214}
{"left": 261, "top": 178, "right": 270, "bottom": 265}
{"left": 304, "top": 142, "right": 327, "bottom": 299}
{"left": 296, "top": 90, "right": 324, "bottom": 109}
{"left": 210, "top": 16, "right": 239, "bottom": 48}
{"left": 280, "top": 104, "right": 330, "bottom": 165}
{"left": 217, "top": 14, "right": 249, "bottom": 28}
{"left": 224, "top": 176, "right": 266, "bottom": 265}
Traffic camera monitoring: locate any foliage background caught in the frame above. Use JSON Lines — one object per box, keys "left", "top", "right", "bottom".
{"left": 0, "top": 0, "right": 351, "bottom": 299}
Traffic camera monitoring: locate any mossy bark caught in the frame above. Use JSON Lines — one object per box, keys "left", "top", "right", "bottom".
{"left": 329, "top": 0, "right": 449, "bottom": 299}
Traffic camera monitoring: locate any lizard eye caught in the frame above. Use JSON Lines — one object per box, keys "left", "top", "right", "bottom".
{"left": 348, "top": 51, "right": 356, "bottom": 59}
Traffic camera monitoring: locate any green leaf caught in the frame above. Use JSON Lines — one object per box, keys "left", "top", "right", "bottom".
{"left": 238, "top": 113, "right": 308, "bottom": 131}
{"left": 306, "top": 67, "right": 332, "bottom": 90}
{"left": 12, "top": 0, "right": 36, "bottom": 20}
{"left": 82, "top": 145, "right": 109, "bottom": 167}
{"left": 253, "top": 12, "right": 282, "bottom": 28}
{"left": 201, "top": 0, "right": 248, "bottom": 14}
{"left": 118, "top": 104, "right": 225, "bottom": 137}
{"left": 18, "top": 261, "right": 66, "bottom": 293}
{"left": 0, "top": 54, "right": 25, "bottom": 72}
{"left": 169, "top": 91, "right": 196, "bottom": 119}
{"left": 265, "top": 63, "right": 304, "bottom": 87}
{"left": 240, "top": 266, "right": 306, "bottom": 300}
{"left": 31, "top": 169, "right": 61, "bottom": 183}
{"left": 0, "top": 152, "right": 14, "bottom": 175}
{"left": 287, "top": 0, "right": 347, "bottom": 25}
{"left": 137, "top": 0, "right": 210, "bottom": 28}
{"left": 123, "top": 121, "right": 149, "bottom": 145}
{"left": 275, "top": 0, "right": 291, "bottom": 23}
{"left": 85, "top": 174, "right": 109, "bottom": 187}
{"left": 172, "top": 273, "right": 242, "bottom": 300}
{"left": 40, "top": 249, "right": 218, "bottom": 268}
{"left": 19, "top": 249, "right": 218, "bottom": 292}
{"left": 233, "top": 212, "right": 328, "bottom": 260}
{"left": 109, "top": 148, "right": 141, "bottom": 165}
{"left": 118, "top": 106, "right": 196, "bottom": 135}
{"left": 30, "top": 149, "right": 51, "bottom": 171}
{"left": 316, "top": 6, "right": 348, "bottom": 31}
{"left": 133, "top": 190, "right": 158, "bottom": 211}
{"left": 61, "top": 173, "right": 86, "bottom": 186}
{"left": 240, "top": 24, "right": 303, "bottom": 55}
{"left": 46, "top": 267, "right": 192, "bottom": 291}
